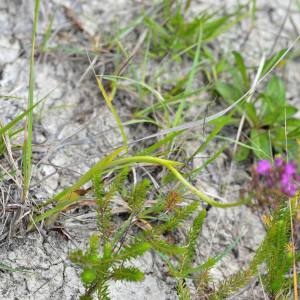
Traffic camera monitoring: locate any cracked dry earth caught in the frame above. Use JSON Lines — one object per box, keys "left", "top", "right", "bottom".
{"left": 0, "top": 0, "right": 300, "bottom": 299}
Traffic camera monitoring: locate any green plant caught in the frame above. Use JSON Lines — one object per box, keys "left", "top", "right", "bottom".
{"left": 215, "top": 50, "right": 300, "bottom": 161}
{"left": 68, "top": 166, "right": 195, "bottom": 299}
{"left": 134, "top": 1, "right": 247, "bottom": 129}
{"left": 68, "top": 165, "right": 241, "bottom": 300}
{"left": 145, "top": 1, "right": 244, "bottom": 59}
{"left": 70, "top": 232, "right": 150, "bottom": 300}
{"left": 262, "top": 208, "right": 294, "bottom": 296}
{"left": 68, "top": 168, "right": 148, "bottom": 299}
{"left": 159, "top": 209, "right": 216, "bottom": 299}
{"left": 210, "top": 198, "right": 299, "bottom": 299}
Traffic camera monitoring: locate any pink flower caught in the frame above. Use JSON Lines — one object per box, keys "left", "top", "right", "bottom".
{"left": 283, "top": 161, "right": 297, "bottom": 176}
{"left": 281, "top": 181, "right": 297, "bottom": 197}
{"left": 255, "top": 158, "right": 299, "bottom": 197}
{"left": 256, "top": 160, "right": 272, "bottom": 175}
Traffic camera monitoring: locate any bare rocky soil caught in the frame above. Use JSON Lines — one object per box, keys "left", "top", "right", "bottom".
{"left": 0, "top": 1, "right": 299, "bottom": 299}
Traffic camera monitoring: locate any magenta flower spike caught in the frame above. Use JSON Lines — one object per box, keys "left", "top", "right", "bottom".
{"left": 281, "top": 181, "right": 297, "bottom": 197}
{"left": 255, "top": 158, "right": 299, "bottom": 197}
{"left": 283, "top": 161, "right": 297, "bottom": 176}
{"left": 256, "top": 160, "right": 272, "bottom": 175}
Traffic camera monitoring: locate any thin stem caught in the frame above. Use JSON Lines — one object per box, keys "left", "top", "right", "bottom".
{"left": 289, "top": 196, "right": 299, "bottom": 300}
{"left": 111, "top": 156, "right": 247, "bottom": 208}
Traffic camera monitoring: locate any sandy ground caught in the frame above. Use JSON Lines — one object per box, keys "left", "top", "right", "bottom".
{"left": 0, "top": 0, "right": 299, "bottom": 299}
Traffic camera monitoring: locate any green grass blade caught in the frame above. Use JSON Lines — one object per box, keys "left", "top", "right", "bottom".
{"left": 31, "top": 147, "right": 126, "bottom": 226}
{"left": 137, "top": 131, "right": 182, "bottom": 156}
{"left": 0, "top": 98, "right": 43, "bottom": 136}
{"left": 173, "top": 25, "right": 203, "bottom": 126}
{"left": 101, "top": 74, "right": 171, "bottom": 125}
{"left": 22, "top": 0, "right": 40, "bottom": 200}
{"left": 54, "top": 147, "right": 126, "bottom": 202}
{"left": 96, "top": 77, "right": 128, "bottom": 146}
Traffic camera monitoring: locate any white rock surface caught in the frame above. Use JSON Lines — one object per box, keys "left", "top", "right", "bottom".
{"left": 0, "top": 37, "right": 20, "bottom": 65}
